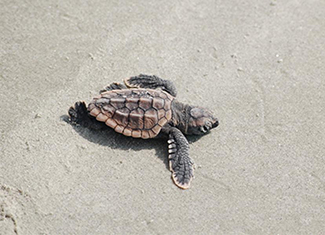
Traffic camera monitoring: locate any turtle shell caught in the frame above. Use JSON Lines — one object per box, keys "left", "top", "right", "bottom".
{"left": 87, "top": 89, "right": 174, "bottom": 139}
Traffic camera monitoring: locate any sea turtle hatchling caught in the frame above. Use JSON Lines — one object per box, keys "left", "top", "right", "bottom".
{"left": 68, "top": 74, "right": 219, "bottom": 189}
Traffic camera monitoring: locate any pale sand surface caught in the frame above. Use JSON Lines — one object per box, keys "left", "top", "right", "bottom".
{"left": 1, "top": 0, "right": 325, "bottom": 234}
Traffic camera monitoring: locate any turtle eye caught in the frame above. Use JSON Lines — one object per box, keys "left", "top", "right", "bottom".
{"left": 205, "top": 121, "right": 212, "bottom": 128}
{"left": 200, "top": 125, "right": 209, "bottom": 133}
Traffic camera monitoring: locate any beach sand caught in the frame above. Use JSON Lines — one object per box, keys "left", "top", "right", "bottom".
{"left": 1, "top": 0, "right": 325, "bottom": 234}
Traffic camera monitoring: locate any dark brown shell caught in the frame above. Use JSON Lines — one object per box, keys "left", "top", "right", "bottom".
{"left": 87, "top": 89, "right": 174, "bottom": 139}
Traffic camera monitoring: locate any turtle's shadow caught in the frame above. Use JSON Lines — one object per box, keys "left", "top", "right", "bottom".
{"left": 61, "top": 115, "right": 203, "bottom": 171}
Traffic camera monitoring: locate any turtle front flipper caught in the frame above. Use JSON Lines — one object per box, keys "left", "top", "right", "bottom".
{"left": 100, "top": 82, "right": 127, "bottom": 93}
{"left": 166, "top": 127, "right": 194, "bottom": 189}
{"left": 124, "top": 74, "right": 177, "bottom": 97}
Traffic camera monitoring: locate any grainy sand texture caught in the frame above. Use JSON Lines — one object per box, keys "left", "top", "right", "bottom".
{"left": 1, "top": 0, "right": 325, "bottom": 234}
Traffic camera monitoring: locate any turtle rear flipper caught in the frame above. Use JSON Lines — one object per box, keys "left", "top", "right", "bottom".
{"left": 68, "top": 101, "right": 106, "bottom": 130}
{"left": 165, "top": 127, "right": 194, "bottom": 189}
{"left": 124, "top": 74, "right": 177, "bottom": 97}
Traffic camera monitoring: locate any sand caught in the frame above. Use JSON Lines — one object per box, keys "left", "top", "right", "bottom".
{"left": 1, "top": 0, "right": 325, "bottom": 234}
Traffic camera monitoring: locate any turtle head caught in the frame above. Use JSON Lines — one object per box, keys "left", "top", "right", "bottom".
{"left": 185, "top": 107, "right": 219, "bottom": 135}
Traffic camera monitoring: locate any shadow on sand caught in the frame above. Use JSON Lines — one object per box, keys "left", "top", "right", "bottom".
{"left": 61, "top": 115, "right": 203, "bottom": 171}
